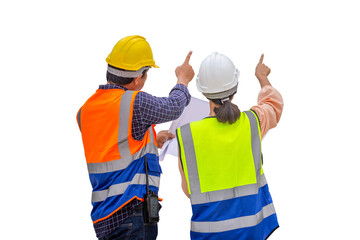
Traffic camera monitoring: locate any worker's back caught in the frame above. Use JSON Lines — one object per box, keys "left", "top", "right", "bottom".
{"left": 177, "top": 110, "right": 279, "bottom": 240}
{"left": 78, "top": 89, "right": 161, "bottom": 223}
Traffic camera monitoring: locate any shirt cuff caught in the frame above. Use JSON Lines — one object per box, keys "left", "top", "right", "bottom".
{"left": 169, "top": 84, "right": 191, "bottom": 106}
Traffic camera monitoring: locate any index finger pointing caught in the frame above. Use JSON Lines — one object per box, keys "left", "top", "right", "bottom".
{"left": 259, "top": 54, "right": 264, "bottom": 64}
{"left": 184, "top": 51, "right": 193, "bottom": 64}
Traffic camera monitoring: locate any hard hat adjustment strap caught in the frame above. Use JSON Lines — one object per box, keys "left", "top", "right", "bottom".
{"left": 221, "top": 97, "right": 230, "bottom": 104}
{"left": 202, "top": 84, "right": 238, "bottom": 100}
{"left": 107, "top": 66, "right": 150, "bottom": 78}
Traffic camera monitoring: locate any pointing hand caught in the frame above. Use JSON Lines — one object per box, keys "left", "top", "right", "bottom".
{"left": 255, "top": 54, "right": 272, "bottom": 87}
{"left": 255, "top": 54, "right": 271, "bottom": 79}
{"left": 175, "top": 51, "right": 195, "bottom": 87}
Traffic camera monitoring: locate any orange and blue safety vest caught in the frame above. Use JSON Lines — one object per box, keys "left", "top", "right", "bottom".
{"left": 77, "top": 88, "right": 161, "bottom": 224}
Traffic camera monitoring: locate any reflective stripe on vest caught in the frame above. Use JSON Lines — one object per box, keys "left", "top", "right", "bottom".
{"left": 191, "top": 203, "right": 276, "bottom": 233}
{"left": 178, "top": 111, "right": 277, "bottom": 235}
{"left": 92, "top": 173, "right": 160, "bottom": 202}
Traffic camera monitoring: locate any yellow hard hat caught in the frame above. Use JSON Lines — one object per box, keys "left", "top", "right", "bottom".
{"left": 106, "top": 35, "right": 159, "bottom": 71}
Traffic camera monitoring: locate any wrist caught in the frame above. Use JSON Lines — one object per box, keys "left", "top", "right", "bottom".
{"left": 257, "top": 76, "right": 271, "bottom": 88}
{"left": 177, "top": 79, "right": 189, "bottom": 87}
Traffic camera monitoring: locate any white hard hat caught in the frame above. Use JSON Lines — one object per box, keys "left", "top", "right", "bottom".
{"left": 196, "top": 52, "right": 239, "bottom": 100}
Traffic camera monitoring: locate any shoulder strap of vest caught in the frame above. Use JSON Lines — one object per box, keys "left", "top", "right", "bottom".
{"left": 244, "top": 111, "right": 262, "bottom": 177}
{"left": 248, "top": 110, "right": 264, "bottom": 165}
{"left": 117, "top": 90, "right": 135, "bottom": 161}
{"left": 249, "top": 109, "right": 261, "bottom": 130}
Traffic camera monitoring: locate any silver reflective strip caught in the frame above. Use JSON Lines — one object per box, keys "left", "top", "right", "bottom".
{"left": 107, "top": 66, "right": 149, "bottom": 78}
{"left": 190, "top": 174, "right": 268, "bottom": 205}
{"left": 149, "top": 126, "right": 155, "bottom": 144}
{"left": 133, "top": 127, "right": 159, "bottom": 159}
{"left": 91, "top": 173, "right": 160, "bottom": 203}
{"left": 132, "top": 143, "right": 159, "bottom": 160}
{"left": 77, "top": 108, "right": 82, "bottom": 131}
{"left": 87, "top": 144, "right": 158, "bottom": 174}
{"left": 87, "top": 128, "right": 158, "bottom": 174}
{"left": 180, "top": 124, "right": 201, "bottom": 194}
{"left": 191, "top": 203, "right": 276, "bottom": 233}
{"left": 88, "top": 158, "right": 132, "bottom": 174}
{"left": 118, "top": 91, "right": 133, "bottom": 164}
{"left": 244, "top": 111, "right": 262, "bottom": 180}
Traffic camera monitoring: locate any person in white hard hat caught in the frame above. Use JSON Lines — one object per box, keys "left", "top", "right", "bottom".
{"left": 176, "top": 53, "right": 284, "bottom": 240}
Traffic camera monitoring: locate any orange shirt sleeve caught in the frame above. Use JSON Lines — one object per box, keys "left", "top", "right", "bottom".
{"left": 251, "top": 85, "right": 284, "bottom": 138}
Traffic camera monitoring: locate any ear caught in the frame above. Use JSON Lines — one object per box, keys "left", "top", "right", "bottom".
{"left": 133, "top": 74, "right": 143, "bottom": 87}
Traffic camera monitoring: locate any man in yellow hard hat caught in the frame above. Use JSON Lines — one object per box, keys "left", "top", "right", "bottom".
{"left": 76, "top": 35, "right": 194, "bottom": 239}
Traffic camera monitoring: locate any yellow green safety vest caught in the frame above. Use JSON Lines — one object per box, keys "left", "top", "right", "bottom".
{"left": 176, "top": 110, "right": 279, "bottom": 240}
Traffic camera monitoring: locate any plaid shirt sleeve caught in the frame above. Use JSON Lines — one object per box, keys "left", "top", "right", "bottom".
{"left": 132, "top": 84, "right": 190, "bottom": 138}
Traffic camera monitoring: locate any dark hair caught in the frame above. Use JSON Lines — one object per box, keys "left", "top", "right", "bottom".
{"left": 212, "top": 95, "right": 241, "bottom": 124}
{"left": 106, "top": 64, "right": 147, "bottom": 85}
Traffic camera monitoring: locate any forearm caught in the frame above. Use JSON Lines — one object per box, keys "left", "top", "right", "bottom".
{"left": 257, "top": 76, "right": 271, "bottom": 88}
{"left": 137, "top": 84, "right": 191, "bottom": 125}
{"left": 251, "top": 85, "right": 284, "bottom": 137}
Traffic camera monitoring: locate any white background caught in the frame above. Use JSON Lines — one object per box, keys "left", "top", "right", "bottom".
{"left": 1, "top": 0, "right": 359, "bottom": 239}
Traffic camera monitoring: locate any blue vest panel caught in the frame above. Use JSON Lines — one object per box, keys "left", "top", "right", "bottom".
{"left": 90, "top": 153, "right": 161, "bottom": 222}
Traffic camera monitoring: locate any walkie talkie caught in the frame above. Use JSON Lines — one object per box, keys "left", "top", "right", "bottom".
{"left": 143, "top": 156, "right": 160, "bottom": 223}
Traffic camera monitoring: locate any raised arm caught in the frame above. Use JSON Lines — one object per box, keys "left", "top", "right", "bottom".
{"left": 251, "top": 54, "right": 284, "bottom": 137}
{"left": 133, "top": 52, "right": 195, "bottom": 146}
{"left": 137, "top": 51, "right": 195, "bottom": 125}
